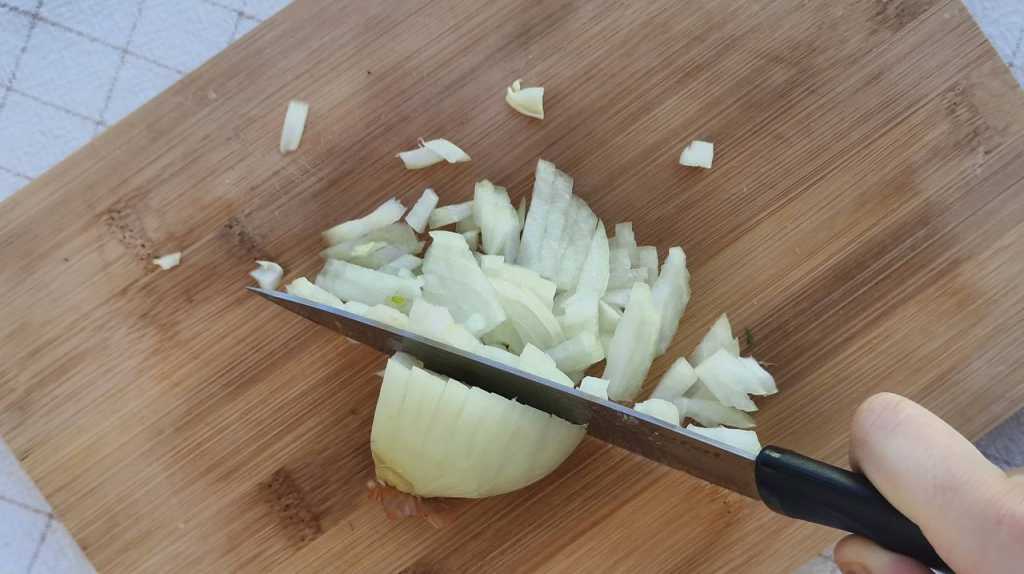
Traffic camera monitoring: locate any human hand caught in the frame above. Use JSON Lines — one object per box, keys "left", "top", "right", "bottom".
{"left": 833, "top": 393, "right": 1024, "bottom": 573}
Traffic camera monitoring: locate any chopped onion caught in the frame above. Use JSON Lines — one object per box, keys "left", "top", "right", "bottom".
{"left": 322, "top": 223, "right": 423, "bottom": 260}
{"left": 249, "top": 260, "right": 284, "bottom": 290}
{"left": 363, "top": 304, "right": 410, "bottom": 330}
{"left": 397, "top": 138, "right": 471, "bottom": 169}
{"left": 488, "top": 277, "right": 564, "bottom": 350}
{"left": 696, "top": 349, "right": 776, "bottom": 396}
{"left": 691, "top": 313, "right": 740, "bottom": 366}
{"left": 539, "top": 171, "right": 575, "bottom": 281}
{"left": 517, "top": 197, "right": 527, "bottom": 227}
{"left": 461, "top": 229, "right": 480, "bottom": 250}
{"left": 634, "top": 398, "right": 680, "bottom": 425}
{"left": 554, "top": 197, "right": 598, "bottom": 291}
{"left": 152, "top": 252, "right": 181, "bottom": 270}
{"left": 693, "top": 349, "right": 758, "bottom": 412}
{"left": 672, "top": 398, "right": 756, "bottom": 429}
{"left": 379, "top": 253, "right": 423, "bottom": 276}
{"left": 630, "top": 267, "right": 650, "bottom": 284}
{"left": 579, "top": 376, "right": 610, "bottom": 400}
{"left": 612, "top": 222, "right": 636, "bottom": 251}
{"left": 597, "top": 299, "right": 622, "bottom": 333}
{"left": 649, "top": 357, "right": 698, "bottom": 400}
{"left": 315, "top": 259, "right": 422, "bottom": 311}
{"left": 455, "top": 216, "right": 480, "bottom": 233}
{"left": 602, "top": 282, "right": 661, "bottom": 401}
{"left": 371, "top": 355, "right": 585, "bottom": 498}
{"left": 421, "top": 231, "right": 506, "bottom": 334}
{"left": 473, "top": 180, "right": 521, "bottom": 259}
{"left": 480, "top": 255, "right": 556, "bottom": 309}
{"left": 279, "top": 100, "right": 309, "bottom": 154}
{"left": 602, "top": 288, "right": 632, "bottom": 309}
{"left": 323, "top": 198, "right": 406, "bottom": 245}
{"left": 505, "top": 79, "right": 544, "bottom": 119}
{"left": 572, "top": 221, "right": 610, "bottom": 298}
{"left": 547, "top": 331, "right": 605, "bottom": 373}
{"left": 607, "top": 246, "right": 634, "bottom": 289}
{"left": 517, "top": 160, "right": 557, "bottom": 271}
{"left": 518, "top": 344, "right": 575, "bottom": 387}
{"left": 285, "top": 277, "right": 344, "bottom": 308}
{"left": 632, "top": 246, "right": 659, "bottom": 283}
{"left": 679, "top": 140, "right": 714, "bottom": 169}
{"left": 557, "top": 293, "right": 599, "bottom": 340}
{"left": 405, "top": 188, "right": 439, "bottom": 233}
{"left": 428, "top": 201, "right": 474, "bottom": 229}
{"left": 651, "top": 247, "right": 691, "bottom": 355}
{"left": 408, "top": 298, "right": 457, "bottom": 341}
{"left": 685, "top": 425, "right": 760, "bottom": 455}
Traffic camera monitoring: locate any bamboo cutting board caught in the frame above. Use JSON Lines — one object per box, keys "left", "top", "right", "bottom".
{"left": 3, "top": 0, "right": 1024, "bottom": 572}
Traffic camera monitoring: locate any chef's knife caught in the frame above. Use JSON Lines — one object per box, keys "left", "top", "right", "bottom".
{"left": 250, "top": 287, "right": 949, "bottom": 572}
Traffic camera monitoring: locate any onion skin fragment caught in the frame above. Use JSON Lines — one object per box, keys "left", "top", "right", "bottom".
{"left": 366, "top": 480, "right": 464, "bottom": 529}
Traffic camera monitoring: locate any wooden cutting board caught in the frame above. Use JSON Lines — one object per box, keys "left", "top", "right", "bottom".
{"left": 3, "top": 0, "right": 1024, "bottom": 571}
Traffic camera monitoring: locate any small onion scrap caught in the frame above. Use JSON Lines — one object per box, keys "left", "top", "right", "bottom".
{"left": 679, "top": 140, "right": 714, "bottom": 169}
{"left": 398, "top": 138, "right": 471, "bottom": 169}
{"left": 279, "top": 100, "right": 309, "bottom": 154}
{"left": 152, "top": 252, "right": 181, "bottom": 270}
{"left": 505, "top": 79, "right": 545, "bottom": 120}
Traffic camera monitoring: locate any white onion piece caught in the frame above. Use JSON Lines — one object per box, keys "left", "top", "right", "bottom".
{"left": 473, "top": 180, "right": 521, "bottom": 259}
{"left": 634, "top": 398, "right": 680, "bottom": 426}
{"left": 547, "top": 331, "right": 605, "bottom": 373}
{"left": 630, "top": 267, "right": 650, "bottom": 284}
{"left": 285, "top": 277, "right": 344, "bottom": 308}
{"left": 686, "top": 425, "right": 760, "bottom": 455}
{"left": 632, "top": 246, "right": 659, "bottom": 283}
{"left": 461, "top": 229, "right": 480, "bottom": 250}
{"left": 691, "top": 313, "right": 740, "bottom": 366}
{"left": 602, "top": 288, "right": 632, "bottom": 309}
{"left": 477, "top": 343, "right": 522, "bottom": 368}
{"left": 693, "top": 349, "right": 758, "bottom": 411}
{"left": 421, "top": 138, "right": 471, "bottom": 163}
{"left": 408, "top": 298, "right": 456, "bottom": 341}
{"left": 405, "top": 188, "right": 439, "bottom": 233}
{"left": 363, "top": 304, "right": 410, "bottom": 329}
{"left": 422, "top": 231, "right": 506, "bottom": 333}
{"left": 685, "top": 380, "right": 719, "bottom": 401}
{"left": 152, "top": 252, "right": 181, "bottom": 270}
{"left": 539, "top": 170, "right": 574, "bottom": 281}
{"left": 696, "top": 349, "right": 776, "bottom": 396}
{"left": 343, "top": 300, "right": 371, "bottom": 315}
{"left": 315, "top": 259, "right": 421, "bottom": 310}
{"left": 371, "top": 356, "right": 585, "bottom": 498}
{"left": 573, "top": 221, "right": 610, "bottom": 298}
{"left": 650, "top": 357, "right": 698, "bottom": 400}
{"left": 519, "top": 344, "right": 574, "bottom": 387}
{"left": 557, "top": 293, "right": 599, "bottom": 340}
{"left": 651, "top": 247, "right": 691, "bottom": 355}
{"left": 323, "top": 198, "right": 406, "bottom": 245}
{"left": 481, "top": 321, "right": 525, "bottom": 354}
{"left": 279, "top": 100, "right": 309, "bottom": 154}
{"left": 612, "top": 222, "right": 636, "bottom": 251}
{"left": 249, "top": 260, "right": 284, "bottom": 290}
{"left": 480, "top": 255, "right": 556, "bottom": 309}
{"left": 397, "top": 146, "right": 444, "bottom": 169}
{"left": 489, "top": 277, "right": 564, "bottom": 350}
{"left": 679, "top": 140, "right": 714, "bottom": 169}
{"left": 505, "top": 80, "right": 545, "bottom": 119}
{"left": 517, "top": 197, "right": 527, "bottom": 227}
{"left": 428, "top": 201, "right": 474, "bottom": 229}
{"left": 378, "top": 253, "right": 423, "bottom": 276}
{"left": 517, "top": 159, "right": 557, "bottom": 271}
{"left": 321, "top": 223, "right": 422, "bottom": 260}
{"left": 603, "top": 282, "right": 661, "bottom": 401}
{"left": 607, "top": 246, "right": 634, "bottom": 289}
{"left": 579, "top": 376, "right": 610, "bottom": 400}
{"left": 555, "top": 197, "right": 599, "bottom": 291}
{"left": 673, "top": 398, "right": 756, "bottom": 429}
{"left": 598, "top": 299, "right": 622, "bottom": 333}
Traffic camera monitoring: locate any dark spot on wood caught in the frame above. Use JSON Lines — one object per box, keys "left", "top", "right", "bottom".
{"left": 366, "top": 70, "right": 371, "bottom": 76}
{"left": 872, "top": 0, "right": 936, "bottom": 34}
{"left": 62, "top": 257, "right": 69, "bottom": 263}
{"left": 223, "top": 215, "right": 268, "bottom": 259}
{"left": 349, "top": 407, "right": 359, "bottom": 416}
{"left": 17, "top": 447, "right": 32, "bottom": 461}
{"left": 262, "top": 468, "right": 323, "bottom": 545}
{"left": 940, "top": 82, "right": 995, "bottom": 159}
{"left": 102, "top": 206, "right": 153, "bottom": 262}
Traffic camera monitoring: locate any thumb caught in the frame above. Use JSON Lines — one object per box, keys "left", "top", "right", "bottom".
{"left": 840, "top": 393, "right": 1024, "bottom": 573}
{"left": 833, "top": 535, "right": 931, "bottom": 574}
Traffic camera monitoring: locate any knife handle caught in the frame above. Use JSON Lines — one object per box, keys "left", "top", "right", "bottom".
{"left": 755, "top": 446, "right": 951, "bottom": 572}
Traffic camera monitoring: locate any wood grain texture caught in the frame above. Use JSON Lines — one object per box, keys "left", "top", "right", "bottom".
{"left": 2, "top": 0, "right": 1024, "bottom": 572}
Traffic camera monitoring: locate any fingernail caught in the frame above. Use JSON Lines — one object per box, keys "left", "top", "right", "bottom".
{"left": 836, "top": 562, "right": 870, "bottom": 574}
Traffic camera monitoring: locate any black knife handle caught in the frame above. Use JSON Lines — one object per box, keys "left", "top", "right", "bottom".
{"left": 755, "top": 446, "right": 950, "bottom": 572}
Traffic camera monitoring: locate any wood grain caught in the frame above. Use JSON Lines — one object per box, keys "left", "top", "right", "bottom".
{"left": 2, "top": 0, "right": 1024, "bottom": 572}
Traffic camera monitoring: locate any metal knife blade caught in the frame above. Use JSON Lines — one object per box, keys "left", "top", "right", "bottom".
{"left": 249, "top": 287, "right": 761, "bottom": 499}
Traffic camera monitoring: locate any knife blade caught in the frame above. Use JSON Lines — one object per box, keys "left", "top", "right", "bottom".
{"left": 249, "top": 287, "right": 949, "bottom": 571}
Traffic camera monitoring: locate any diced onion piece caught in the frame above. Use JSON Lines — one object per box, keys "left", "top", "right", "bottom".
{"left": 315, "top": 259, "right": 422, "bottom": 311}
{"left": 428, "top": 201, "right": 474, "bottom": 229}
{"left": 249, "top": 260, "right": 284, "bottom": 290}
{"left": 603, "top": 288, "right": 632, "bottom": 309}
{"left": 685, "top": 425, "right": 761, "bottom": 455}
{"left": 555, "top": 197, "right": 599, "bottom": 291}
{"left": 323, "top": 198, "right": 406, "bottom": 245}
{"left": 672, "top": 398, "right": 756, "bottom": 429}
{"left": 152, "top": 252, "right": 181, "bottom": 270}
{"left": 650, "top": 357, "right": 698, "bottom": 400}
{"left": 598, "top": 300, "right": 622, "bottom": 333}
{"left": 407, "top": 298, "right": 456, "bottom": 342}
{"left": 397, "top": 146, "right": 444, "bottom": 169}
{"left": 693, "top": 348, "right": 758, "bottom": 411}
{"left": 285, "top": 277, "right": 344, "bottom": 308}
{"left": 517, "top": 159, "right": 557, "bottom": 271}
{"left": 371, "top": 355, "right": 584, "bottom": 498}
{"left": 539, "top": 170, "right": 574, "bottom": 281}
{"left": 480, "top": 255, "right": 556, "bottom": 309}
{"left": 279, "top": 100, "right": 309, "bottom": 154}
{"left": 695, "top": 349, "right": 776, "bottom": 396}
{"left": 461, "top": 229, "right": 480, "bottom": 250}
{"left": 651, "top": 247, "right": 691, "bottom": 355}
{"left": 379, "top": 254, "right": 423, "bottom": 276}
{"left": 422, "top": 231, "right": 506, "bottom": 333}
{"left": 603, "top": 282, "right": 661, "bottom": 401}
{"left": 634, "top": 398, "right": 680, "bottom": 426}
{"left": 579, "top": 376, "right": 610, "bottom": 400}
{"left": 363, "top": 304, "right": 410, "bottom": 329}
{"left": 691, "top": 313, "right": 740, "bottom": 366}
{"left": 612, "top": 222, "right": 636, "bottom": 251}
{"left": 519, "top": 344, "right": 575, "bottom": 387}
{"left": 607, "top": 246, "right": 634, "bottom": 289}
{"left": 547, "top": 331, "right": 605, "bottom": 373}
{"left": 477, "top": 343, "right": 522, "bottom": 368}
{"left": 630, "top": 267, "right": 650, "bottom": 284}
{"left": 481, "top": 321, "right": 525, "bottom": 354}
{"left": 573, "top": 221, "right": 610, "bottom": 298}
{"left": 632, "top": 246, "right": 659, "bottom": 283}
{"left": 473, "top": 180, "right": 521, "bottom": 259}
{"left": 517, "top": 197, "right": 527, "bottom": 227}
{"left": 322, "top": 223, "right": 423, "bottom": 259}
{"left": 456, "top": 216, "right": 480, "bottom": 233}
{"left": 405, "top": 188, "right": 439, "bottom": 233}
{"left": 557, "top": 293, "right": 599, "bottom": 340}
{"left": 488, "top": 277, "right": 564, "bottom": 350}
{"left": 505, "top": 80, "right": 544, "bottom": 119}
{"left": 679, "top": 140, "right": 714, "bottom": 169}
{"left": 421, "top": 138, "right": 471, "bottom": 163}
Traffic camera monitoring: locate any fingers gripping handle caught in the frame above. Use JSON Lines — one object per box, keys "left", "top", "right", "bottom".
{"left": 755, "top": 446, "right": 950, "bottom": 572}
